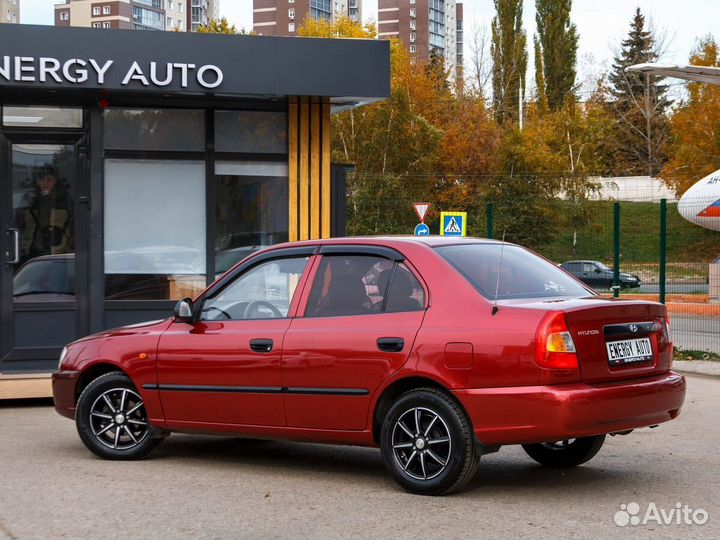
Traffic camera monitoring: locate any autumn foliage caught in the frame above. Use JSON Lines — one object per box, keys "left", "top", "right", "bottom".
{"left": 662, "top": 37, "right": 720, "bottom": 195}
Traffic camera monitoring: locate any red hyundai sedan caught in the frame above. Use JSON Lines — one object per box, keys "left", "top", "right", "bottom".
{"left": 53, "top": 237, "right": 685, "bottom": 495}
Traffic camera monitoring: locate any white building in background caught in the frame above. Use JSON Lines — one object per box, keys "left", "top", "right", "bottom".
{"left": 591, "top": 177, "right": 678, "bottom": 202}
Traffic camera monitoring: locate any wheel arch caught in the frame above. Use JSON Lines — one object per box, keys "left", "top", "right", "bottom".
{"left": 371, "top": 375, "right": 472, "bottom": 445}
{"left": 75, "top": 362, "right": 129, "bottom": 402}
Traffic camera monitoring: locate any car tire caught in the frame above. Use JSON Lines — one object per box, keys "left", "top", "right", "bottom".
{"left": 76, "top": 372, "right": 165, "bottom": 460}
{"left": 607, "top": 280, "right": 615, "bottom": 290}
{"left": 522, "top": 435, "right": 605, "bottom": 468}
{"left": 380, "top": 387, "right": 480, "bottom": 495}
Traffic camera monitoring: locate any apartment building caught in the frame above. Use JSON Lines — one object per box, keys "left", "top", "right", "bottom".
{"left": 378, "top": 0, "right": 463, "bottom": 85}
{"left": 54, "top": 0, "right": 193, "bottom": 31}
{"left": 1, "top": 0, "right": 19, "bottom": 24}
{"left": 187, "top": 0, "right": 218, "bottom": 32}
{"left": 253, "top": 0, "right": 362, "bottom": 37}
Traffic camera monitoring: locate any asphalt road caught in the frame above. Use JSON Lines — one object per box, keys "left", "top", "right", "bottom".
{"left": 672, "top": 315, "right": 720, "bottom": 354}
{"left": 638, "top": 283, "right": 709, "bottom": 295}
{"left": 1, "top": 375, "right": 718, "bottom": 540}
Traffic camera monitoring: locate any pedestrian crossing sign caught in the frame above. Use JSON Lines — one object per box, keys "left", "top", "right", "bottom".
{"left": 440, "top": 211, "right": 467, "bottom": 237}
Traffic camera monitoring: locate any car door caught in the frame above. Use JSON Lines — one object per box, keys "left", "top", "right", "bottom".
{"left": 582, "top": 262, "right": 601, "bottom": 288}
{"left": 156, "top": 248, "right": 315, "bottom": 428}
{"left": 281, "top": 246, "right": 427, "bottom": 430}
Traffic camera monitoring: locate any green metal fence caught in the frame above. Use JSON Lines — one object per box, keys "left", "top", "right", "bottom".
{"left": 346, "top": 173, "right": 720, "bottom": 355}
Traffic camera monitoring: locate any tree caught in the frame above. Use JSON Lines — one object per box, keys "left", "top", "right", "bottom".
{"left": 298, "top": 15, "right": 377, "bottom": 38}
{"left": 533, "top": 35, "right": 547, "bottom": 111}
{"left": 197, "top": 17, "right": 239, "bottom": 34}
{"left": 467, "top": 22, "right": 493, "bottom": 100}
{"left": 534, "top": 0, "right": 578, "bottom": 111}
{"left": 491, "top": 0, "right": 528, "bottom": 125}
{"left": 607, "top": 8, "right": 672, "bottom": 176}
{"left": 662, "top": 36, "right": 720, "bottom": 195}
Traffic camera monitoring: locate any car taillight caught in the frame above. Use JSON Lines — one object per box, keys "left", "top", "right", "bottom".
{"left": 535, "top": 312, "right": 579, "bottom": 370}
{"left": 665, "top": 315, "right": 673, "bottom": 364}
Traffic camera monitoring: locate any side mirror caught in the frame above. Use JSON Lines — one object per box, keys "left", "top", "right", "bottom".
{"left": 594, "top": 268, "right": 602, "bottom": 274}
{"left": 173, "top": 297, "right": 194, "bottom": 323}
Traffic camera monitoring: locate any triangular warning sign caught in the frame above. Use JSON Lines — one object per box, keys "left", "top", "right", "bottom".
{"left": 444, "top": 217, "right": 461, "bottom": 233}
{"left": 413, "top": 202, "right": 431, "bottom": 222}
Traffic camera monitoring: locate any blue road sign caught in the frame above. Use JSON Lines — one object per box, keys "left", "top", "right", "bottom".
{"left": 414, "top": 223, "right": 430, "bottom": 236}
{"left": 440, "top": 211, "right": 467, "bottom": 237}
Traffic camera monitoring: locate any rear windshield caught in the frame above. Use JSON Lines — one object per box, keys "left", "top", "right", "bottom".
{"left": 436, "top": 244, "right": 592, "bottom": 300}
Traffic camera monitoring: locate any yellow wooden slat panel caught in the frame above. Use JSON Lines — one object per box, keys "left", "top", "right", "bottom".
{"left": 288, "top": 99, "right": 299, "bottom": 242}
{"left": 299, "top": 98, "right": 310, "bottom": 241}
{"left": 310, "top": 101, "right": 321, "bottom": 240}
{"left": 321, "top": 102, "right": 332, "bottom": 239}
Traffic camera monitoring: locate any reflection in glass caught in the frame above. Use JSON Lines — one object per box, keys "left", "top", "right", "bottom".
{"left": 214, "top": 161, "right": 289, "bottom": 277}
{"left": 3, "top": 106, "right": 83, "bottom": 128}
{"left": 104, "top": 109, "right": 205, "bottom": 152}
{"left": 215, "top": 111, "right": 287, "bottom": 154}
{"left": 12, "top": 144, "right": 76, "bottom": 302}
{"left": 104, "top": 159, "right": 206, "bottom": 300}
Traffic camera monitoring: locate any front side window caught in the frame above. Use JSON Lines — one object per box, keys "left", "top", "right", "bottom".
{"left": 305, "top": 255, "right": 425, "bottom": 318}
{"left": 201, "top": 257, "right": 309, "bottom": 321}
{"left": 437, "top": 244, "right": 592, "bottom": 300}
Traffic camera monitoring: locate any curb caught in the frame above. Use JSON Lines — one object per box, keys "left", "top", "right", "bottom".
{"left": 673, "top": 360, "right": 720, "bottom": 379}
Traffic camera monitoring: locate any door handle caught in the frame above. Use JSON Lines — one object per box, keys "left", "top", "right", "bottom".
{"left": 5, "top": 228, "right": 19, "bottom": 265}
{"left": 377, "top": 337, "right": 404, "bottom": 353}
{"left": 249, "top": 338, "right": 273, "bottom": 353}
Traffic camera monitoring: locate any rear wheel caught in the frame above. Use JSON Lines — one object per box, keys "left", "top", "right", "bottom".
{"left": 380, "top": 388, "right": 480, "bottom": 495}
{"left": 76, "top": 372, "right": 165, "bottom": 460}
{"left": 522, "top": 435, "right": 605, "bottom": 468}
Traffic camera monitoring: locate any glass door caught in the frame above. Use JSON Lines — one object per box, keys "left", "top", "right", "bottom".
{"left": 1, "top": 139, "right": 88, "bottom": 372}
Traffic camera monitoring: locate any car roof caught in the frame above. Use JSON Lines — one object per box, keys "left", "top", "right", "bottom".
{"left": 563, "top": 260, "right": 600, "bottom": 264}
{"left": 265, "top": 235, "right": 507, "bottom": 252}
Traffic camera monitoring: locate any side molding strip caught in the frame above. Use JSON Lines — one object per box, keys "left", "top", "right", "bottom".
{"left": 142, "top": 384, "right": 369, "bottom": 396}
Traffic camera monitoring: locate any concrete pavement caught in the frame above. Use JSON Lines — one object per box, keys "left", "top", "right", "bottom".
{"left": 0, "top": 375, "right": 718, "bottom": 540}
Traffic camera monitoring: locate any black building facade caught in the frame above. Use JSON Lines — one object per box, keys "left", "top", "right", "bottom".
{"left": 0, "top": 24, "right": 390, "bottom": 381}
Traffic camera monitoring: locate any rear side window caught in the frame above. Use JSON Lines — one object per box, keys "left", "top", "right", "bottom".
{"left": 305, "top": 256, "right": 425, "bottom": 317}
{"left": 385, "top": 263, "right": 425, "bottom": 313}
{"left": 436, "top": 244, "right": 591, "bottom": 300}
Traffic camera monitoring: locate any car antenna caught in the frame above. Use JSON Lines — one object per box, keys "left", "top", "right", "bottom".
{"left": 492, "top": 230, "right": 507, "bottom": 316}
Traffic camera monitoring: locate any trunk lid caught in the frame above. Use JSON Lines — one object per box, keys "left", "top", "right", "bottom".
{"left": 500, "top": 297, "right": 672, "bottom": 383}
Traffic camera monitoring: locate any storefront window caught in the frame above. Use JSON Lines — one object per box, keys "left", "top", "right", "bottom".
{"left": 214, "top": 111, "right": 287, "bottom": 154}
{"left": 104, "top": 159, "right": 206, "bottom": 300}
{"left": 2, "top": 106, "right": 82, "bottom": 128}
{"left": 104, "top": 109, "right": 205, "bottom": 152}
{"left": 214, "top": 161, "right": 289, "bottom": 277}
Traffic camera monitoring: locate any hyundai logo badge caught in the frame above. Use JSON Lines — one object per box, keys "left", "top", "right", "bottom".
{"left": 629, "top": 324, "right": 638, "bottom": 333}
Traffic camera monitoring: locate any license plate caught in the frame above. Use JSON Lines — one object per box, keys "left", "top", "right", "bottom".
{"left": 606, "top": 338, "right": 653, "bottom": 365}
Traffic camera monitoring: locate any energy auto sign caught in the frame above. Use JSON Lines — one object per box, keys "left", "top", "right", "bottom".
{"left": 0, "top": 56, "right": 224, "bottom": 89}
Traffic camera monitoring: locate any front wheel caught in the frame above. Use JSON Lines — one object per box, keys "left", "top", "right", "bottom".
{"left": 522, "top": 435, "right": 605, "bottom": 468}
{"left": 380, "top": 388, "right": 480, "bottom": 495}
{"left": 76, "top": 372, "right": 165, "bottom": 460}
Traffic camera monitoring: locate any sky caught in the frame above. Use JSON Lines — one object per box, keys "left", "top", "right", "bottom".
{"left": 20, "top": 1, "right": 720, "bottom": 89}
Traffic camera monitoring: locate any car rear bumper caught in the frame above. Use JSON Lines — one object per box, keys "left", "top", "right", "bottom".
{"left": 52, "top": 370, "right": 79, "bottom": 420}
{"left": 454, "top": 371, "right": 685, "bottom": 445}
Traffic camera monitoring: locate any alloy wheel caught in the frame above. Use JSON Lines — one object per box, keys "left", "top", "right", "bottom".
{"left": 391, "top": 407, "right": 452, "bottom": 480}
{"left": 89, "top": 388, "right": 149, "bottom": 450}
